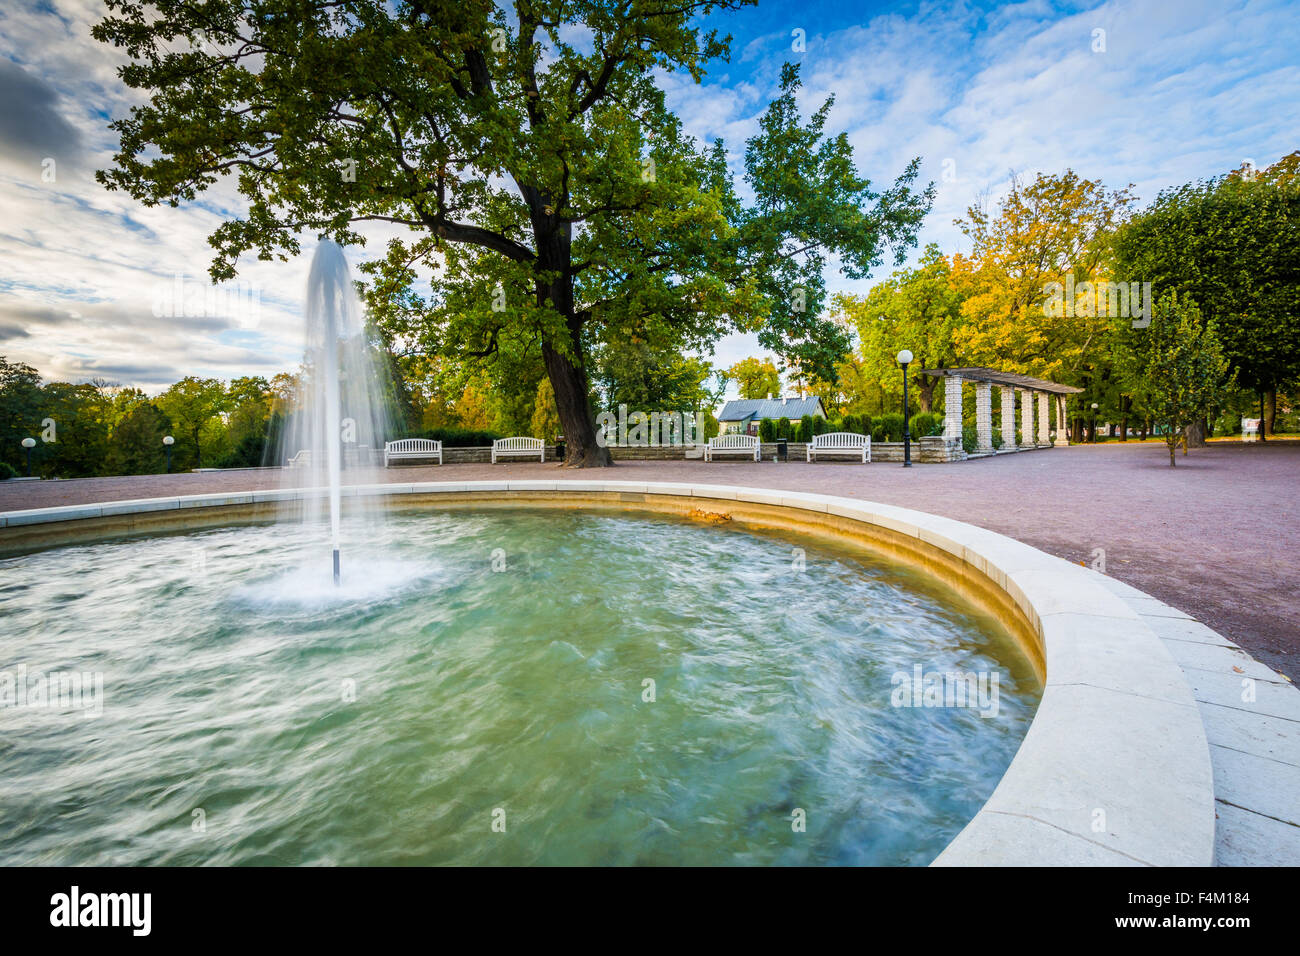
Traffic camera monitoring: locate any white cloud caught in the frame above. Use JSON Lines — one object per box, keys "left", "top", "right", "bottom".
{"left": 1, "top": 0, "right": 1296, "bottom": 391}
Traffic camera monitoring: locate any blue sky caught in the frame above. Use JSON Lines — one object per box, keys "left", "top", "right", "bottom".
{"left": 0, "top": 0, "right": 1297, "bottom": 394}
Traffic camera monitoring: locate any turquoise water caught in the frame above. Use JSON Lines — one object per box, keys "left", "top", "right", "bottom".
{"left": 0, "top": 508, "right": 1039, "bottom": 865}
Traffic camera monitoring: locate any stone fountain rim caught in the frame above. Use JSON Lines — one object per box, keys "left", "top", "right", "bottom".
{"left": 0, "top": 478, "right": 1216, "bottom": 866}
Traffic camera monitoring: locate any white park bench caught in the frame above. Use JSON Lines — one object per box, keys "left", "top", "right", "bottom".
{"left": 286, "top": 449, "right": 312, "bottom": 468}
{"left": 704, "top": 433, "right": 760, "bottom": 462}
{"left": 492, "top": 436, "right": 545, "bottom": 463}
{"left": 1242, "top": 418, "right": 1261, "bottom": 442}
{"left": 384, "top": 438, "right": 443, "bottom": 466}
{"left": 807, "top": 431, "right": 871, "bottom": 463}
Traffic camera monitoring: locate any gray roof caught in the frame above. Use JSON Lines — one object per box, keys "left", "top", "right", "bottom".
{"left": 717, "top": 396, "right": 827, "bottom": 422}
{"left": 921, "top": 367, "right": 1083, "bottom": 394}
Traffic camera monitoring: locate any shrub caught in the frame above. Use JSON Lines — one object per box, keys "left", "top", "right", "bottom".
{"left": 405, "top": 427, "right": 504, "bottom": 447}
{"left": 0, "top": 461, "right": 17, "bottom": 481}
{"left": 962, "top": 423, "right": 978, "bottom": 454}
{"left": 758, "top": 418, "right": 776, "bottom": 442}
{"left": 909, "top": 411, "right": 942, "bottom": 438}
{"left": 217, "top": 432, "right": 268, "bottom": 469}
{"left": 812, "top": 416, "right": 830, "bottom": 436}
{"left": 776, "top": 417, "right": 792, "bottom": 440}
{"left": 799, "top": 414, "right": 815, "bottom": 441}
{"left": 876, "top": 412, "right": 905, "bottom": 442}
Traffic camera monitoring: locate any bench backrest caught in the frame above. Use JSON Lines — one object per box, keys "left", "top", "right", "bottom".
{"left": 709, "top": 434, "right": 759, "bottom": 449}
{"left": 385, "top": 438, "right": 441, "bottom": 453}
{"left": 813, "top": 431, "right": 868, "bottom": 448}
{"left": 494, "top": 436, "right": 544, "bottom": 450}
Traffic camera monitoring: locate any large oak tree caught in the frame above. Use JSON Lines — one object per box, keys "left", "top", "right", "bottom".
{"left": 96, "top": 0, "right": 931, "bottom": 464}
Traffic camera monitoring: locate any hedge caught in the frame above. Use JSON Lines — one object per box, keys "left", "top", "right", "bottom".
{"left": 403, "top": 427, "right": 506, "bottom": 447}
{"left": 909, "top": 411, "right": 943, "bottom": 438}
{"left": 872, "top": 412, "right": 906, "bottom": 442}
{"left": 799, "top": 415, "right": 815, "bottom": 441}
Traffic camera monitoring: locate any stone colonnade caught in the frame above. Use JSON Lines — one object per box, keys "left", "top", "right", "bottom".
{"left": 938, "top": 373, "right": 1073, "bottom": 456}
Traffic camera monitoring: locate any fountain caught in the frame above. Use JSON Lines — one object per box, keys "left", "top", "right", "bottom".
{"left": 279, "top": 239, "right": 392, "bottom": 583}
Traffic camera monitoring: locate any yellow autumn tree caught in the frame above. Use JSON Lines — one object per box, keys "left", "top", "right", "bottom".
{"left": 453, "top": 379, "right": 495, "bottom": 431}
{"left": 952, "top": 170, "right": 1136, "bottom": 379}
{"left": 529, "top": 376, "right": 561, "bottom": 440}
{"left": 724, "top": 357, "right": 782, "bottom": 399}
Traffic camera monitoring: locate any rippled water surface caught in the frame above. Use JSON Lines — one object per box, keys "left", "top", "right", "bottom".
{"left": 0, "top": 508, "right": 1040, "bottom": 865}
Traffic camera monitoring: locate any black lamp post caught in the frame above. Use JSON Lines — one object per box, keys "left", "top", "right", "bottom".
{"left": 898, "top": 349, "right": 914, "bottom": 467}
{"left": 1090, "top": 403, "right": 1099, "bottom": 443}
{"left": 21, "top": 437, "right": 35, "bottom": 477}
{"left": 163, "top": 435, "right": 174, "bottom": 473}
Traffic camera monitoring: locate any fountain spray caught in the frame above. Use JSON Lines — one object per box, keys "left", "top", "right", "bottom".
{"left": 281, "top": 239, "right": 393, "bottom": 586}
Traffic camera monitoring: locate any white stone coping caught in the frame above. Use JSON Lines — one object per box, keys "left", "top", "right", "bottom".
{"left": 0, "top": 480, "right": 1216, "bottom": 866}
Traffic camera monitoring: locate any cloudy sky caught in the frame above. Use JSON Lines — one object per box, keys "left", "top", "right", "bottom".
{"left": 0, "top": 0, "right": 1296, "bottom": 395}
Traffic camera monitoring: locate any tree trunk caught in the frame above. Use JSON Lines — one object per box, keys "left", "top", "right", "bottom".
{"left": 1265, "top": 390, "right": 1276, "bottom": 437}
{"left": 533, "top": 213, "right": 611, "bottom": 467}
{"left": 1185, "top": 417, "right": 1207, "bottom": 448}
{"left": 543, "top": 340, "right": 610, "bottom": 467}
{"left": 918, "top": 379, "right": 936, "bottom": 414}
{"left": 1168, "top": 439, "right": 1176, "bottom": 466}
{"left": 1119, "top": 396, "right": 1128, "bottom": 441}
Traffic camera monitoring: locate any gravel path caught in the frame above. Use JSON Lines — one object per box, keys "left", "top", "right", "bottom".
{"left": 3, "top": 440, "right": 1297, "bottom": 680}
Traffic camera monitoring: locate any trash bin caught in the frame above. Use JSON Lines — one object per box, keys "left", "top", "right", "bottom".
{"left": 554, "top": 436, "right": 565, "bottom": 460}
{"left": 775, "top": 438, "right": 788, "bottom": 462}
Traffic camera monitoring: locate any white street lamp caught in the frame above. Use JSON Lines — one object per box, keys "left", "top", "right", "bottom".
{"left": 20, "top": 437, "right": 35, "bottom": 477}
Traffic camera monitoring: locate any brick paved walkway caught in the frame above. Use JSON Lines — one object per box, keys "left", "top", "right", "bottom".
{"left": 3, "top": 440, "right": 1297, "bottom": 680}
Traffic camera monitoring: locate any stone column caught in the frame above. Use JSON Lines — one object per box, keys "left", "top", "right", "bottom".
{"left": 944, "top": 375, "right": 963, "bottom": 442}
{"left": 1021, "top": 389, "right": 1035, "bottom": 448}
{"left": 1000, "top": 386, "right": 1017, "bottom": 451}
{"left": 974, "top": 382, "right": 993, "bottom": 455}
{"left": 1038, "top": 392, "right": 1050, "bottom": 447}
{"left": 1054, "top": 395, "right": 1070, "bottom": 446}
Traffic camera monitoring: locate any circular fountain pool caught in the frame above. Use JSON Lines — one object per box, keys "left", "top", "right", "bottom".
{"left": 0, "top": 507, "right": 1039, "bottom": 865}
